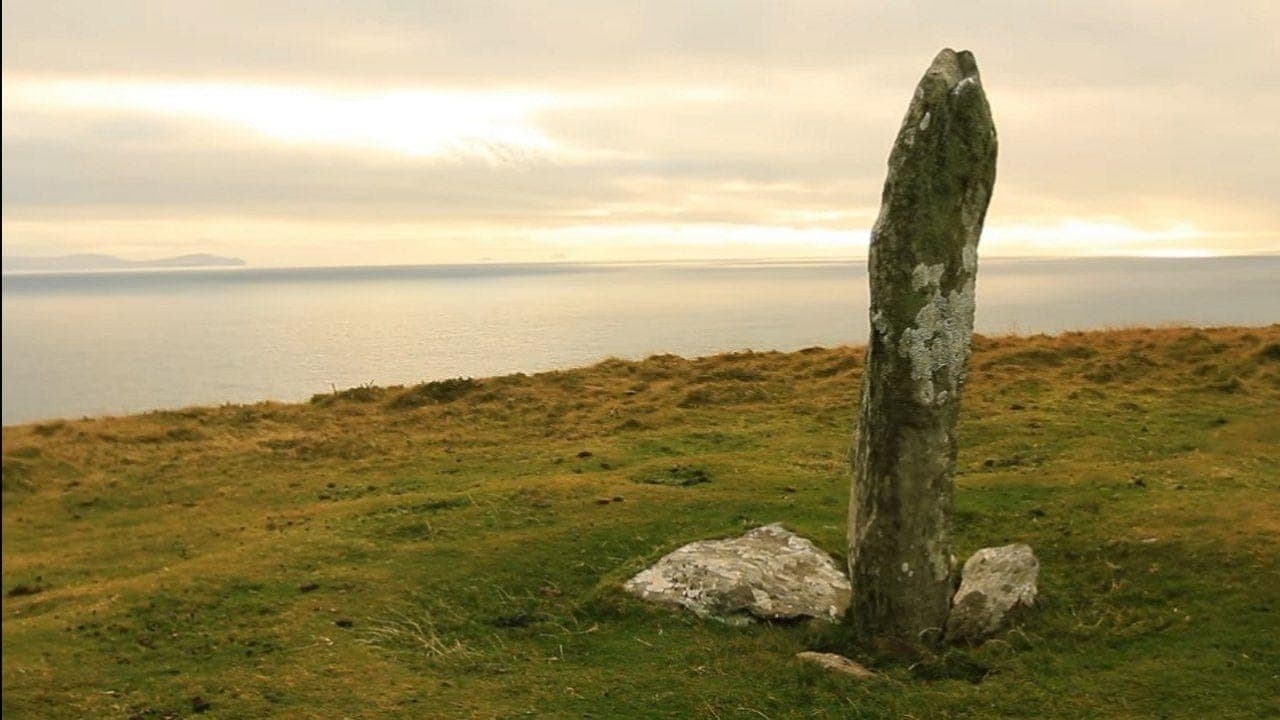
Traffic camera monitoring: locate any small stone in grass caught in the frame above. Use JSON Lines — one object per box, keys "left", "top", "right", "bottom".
{"left": 796, "top": 651, "right": 877, "bottom": 679}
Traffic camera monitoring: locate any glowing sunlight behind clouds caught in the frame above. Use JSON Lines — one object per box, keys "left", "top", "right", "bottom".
{"left": 6, "top": 79, "right": 580, "bottom": 162}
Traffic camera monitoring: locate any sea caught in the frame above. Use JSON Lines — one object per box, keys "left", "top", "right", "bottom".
{"left": 3, "top": 256, "right": 1278, "bottom": 425}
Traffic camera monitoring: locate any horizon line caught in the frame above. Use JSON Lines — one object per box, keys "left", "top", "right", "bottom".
{"left": 4, "top": 251, "right": 1280, "bottom": 277}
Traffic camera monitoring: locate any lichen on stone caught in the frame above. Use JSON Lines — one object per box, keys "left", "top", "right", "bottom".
{"left": 897, "top": 270, "right": 976, "bottom": 406}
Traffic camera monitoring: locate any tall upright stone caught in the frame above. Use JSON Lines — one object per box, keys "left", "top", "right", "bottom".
{"left": 848, "top": 49, "right": 997, "bottom": 641}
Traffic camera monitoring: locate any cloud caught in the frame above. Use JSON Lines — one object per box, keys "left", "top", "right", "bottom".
{"left": 2, "top": 1, "right": 1277, "bottom": 263}
{"left": 6, "top": 79, "right": 586, "bottom": 162}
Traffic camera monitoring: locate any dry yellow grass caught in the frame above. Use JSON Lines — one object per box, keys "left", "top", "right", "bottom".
{"left": 3, "top": 325, "right": 1279, "bottom": 718}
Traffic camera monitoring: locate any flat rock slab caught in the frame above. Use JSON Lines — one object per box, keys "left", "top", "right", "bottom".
{"left": 796, "top": 651, "right": 877, "bottom": 679}
{"left": 624, "top": 524, "right": 852, "bottom": 623}
{"left": 946, "top": 543, "right": 1039, "bottom": 643}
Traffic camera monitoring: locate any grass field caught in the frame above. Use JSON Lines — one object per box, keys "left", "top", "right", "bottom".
{"left": 3, "top": 325, "right": 1279, "bottom": 719}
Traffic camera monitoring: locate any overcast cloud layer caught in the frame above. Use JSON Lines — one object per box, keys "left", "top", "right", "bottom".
{"left": 3, "top": 1, "right": 1277, "bottom": 265}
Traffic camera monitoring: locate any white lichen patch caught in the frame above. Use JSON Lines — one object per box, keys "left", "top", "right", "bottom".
{"left": 926, "top": 534, "right": 951, "bottom": 581}
{"left": 952, "top": 75, "right": 979, "bottom": 95}
{"left": 911, "top": 262, "right": 944, "bottom": 291}
{"left": 898, "top": 262, "right": 976, "bottom": 406}
{"left": 871, "top": 309, "right": 893, "bottom": 340}
{"left": 962, "top": 241, "right": 977, "bottom": 274}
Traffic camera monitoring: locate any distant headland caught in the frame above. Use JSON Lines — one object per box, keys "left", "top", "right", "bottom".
{"left": 1, "top": 253, "right": 246, "bottom": 273}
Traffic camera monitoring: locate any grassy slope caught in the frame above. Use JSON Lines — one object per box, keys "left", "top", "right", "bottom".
{"left": 3, "top": 326, "right": 1279, "bottom": 719}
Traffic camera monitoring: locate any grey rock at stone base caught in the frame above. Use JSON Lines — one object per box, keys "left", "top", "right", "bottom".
{"left": 624, "top": 524, "right": 852, "bottom": 623}
{"left": 796, "top": 651, "right": 878, "bottom": 679}
{"left": 945, "top": 543, "right": 1039, "bottom": 643}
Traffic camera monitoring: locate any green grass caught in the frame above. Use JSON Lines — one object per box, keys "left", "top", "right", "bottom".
{"left": 3, "top": 325, "right": 1279, "bottom": 719}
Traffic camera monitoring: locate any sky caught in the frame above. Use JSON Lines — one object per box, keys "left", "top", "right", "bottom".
{"left": 2, "top": 1, "right": 1278, "bottom": 266}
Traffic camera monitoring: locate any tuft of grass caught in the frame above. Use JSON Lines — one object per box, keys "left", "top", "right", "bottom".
{"left": 387, "top": 377, "right": 479, "bottom": 409}
{"left": 30, "top": 421, "right": 66, "bottom": 437}
{"left": 0, "top": 457, "right": 34, "bottom": 492}
{"left": 357, "top": 606, "right": 479, "bottom": 661}
{"left": 635, "top": 464, "right": 713, "bottom": 486}
{"left": 6, "top": 583, "right": 43, "bottom": 598}
{"left": 678, "top": 383, "right": 771, "bottom": 408}
{"left": 311, "top": 382, "right": 385, "bottom": 406}
{"left": 1207, "top": 376, "right": 1245, "bottom": 393}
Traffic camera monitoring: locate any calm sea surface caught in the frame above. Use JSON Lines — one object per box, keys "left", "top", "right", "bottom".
{"left": 3, "top": 256, "right": 1278, "bottom": 424}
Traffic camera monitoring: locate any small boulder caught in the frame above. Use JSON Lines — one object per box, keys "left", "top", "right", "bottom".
{"left": 796, "top": 651, "right": 877, "bottom": 679}
{"left": 946, "top": 543, "right": 1039, "bottom": 643}
{"left": 624, "top": 524, "right": 851, "bottom": 623}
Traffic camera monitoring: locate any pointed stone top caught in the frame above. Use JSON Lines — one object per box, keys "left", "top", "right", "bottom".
{"left": 873, "top": 48, "right": 996, "bottom": 264}
{"left": 913, "top": 49, "right": 988, "bottom": 117}
{"left": 927, "top": 48, "right": 982, "bottom": 87}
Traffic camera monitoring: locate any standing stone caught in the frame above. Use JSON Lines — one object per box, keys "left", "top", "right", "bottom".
{"left": 848, "top": 49, "right": 997, "bottom": 641}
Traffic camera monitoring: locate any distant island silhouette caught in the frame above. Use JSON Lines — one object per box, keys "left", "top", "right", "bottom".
{"left": 1, "top": 253, "right": 246, "bottom": 272}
